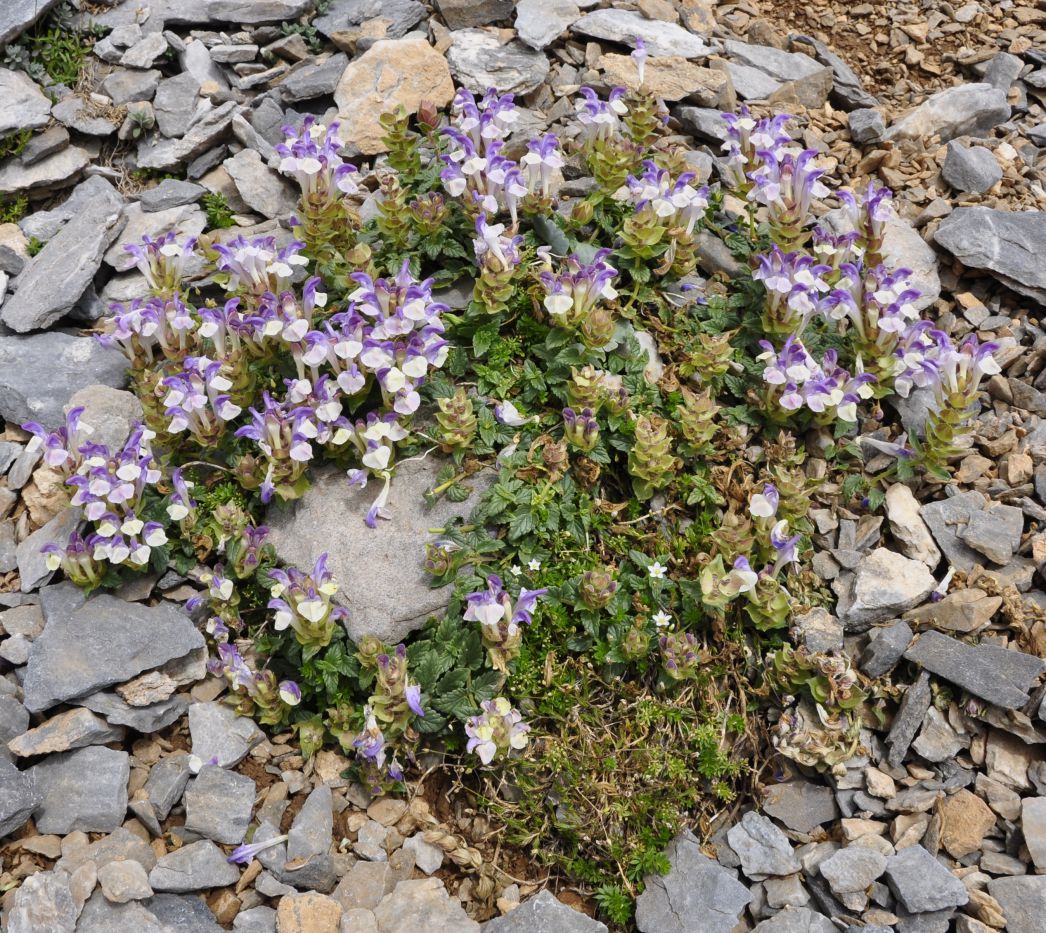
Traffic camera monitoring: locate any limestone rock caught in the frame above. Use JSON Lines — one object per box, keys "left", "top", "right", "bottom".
{"left": 837, "top": 548, "right": 936, "bottom": 630}
{"left": 484, "top": 889, "right": 607, "bottom": 932}
{"left": 0, "top": 68, "right": 53, "bottom": 135}
{"left": 333, "top": 36, "right": 453, "bottom": 156}
{"left": 635, "top": 830, "right": 751, "bottom": 933}
{"left": 29, "top": 746, "right": 129, "bottom": 834}
{"left": 268, "top": 460, "right": 494, "bottom": 644}
{"left": 885, "top": 83, "right": 1010, "bottom": 143}
{"left": 903, "top": 630, "right": 1046, "bottom": 710}
{"left": 22, "top": 588, "right": 204, "bottom": 712}
{"left": 1, "top": 195, "right": 126, "bottom": 333}
{"left": 447, "top": 30, "right": 550, "bottom": 96}
{"left": 935, "top": 207, "right": 1046, "bottom": 307}
{"left": 885, "top": 484, "right": 940, "bottom": 568}
{"left": 515, "top": 0, "right": 579, "bottom": 51}
{"left": 572, "top": 9, "right": 712, "bottom": 58}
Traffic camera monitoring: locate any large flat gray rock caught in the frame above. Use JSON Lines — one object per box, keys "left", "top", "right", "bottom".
{"left": 884, "top": 82, "right": 1009, "bottom": 143}
{"left": 0, "top": 755, "right": 41, "bottom": 836}
{"left": 0, "top": 330, "right": 127, "bottom": 428}
{"left": 572, "top": 9, "right": 711, "bottom": 58}
{"left": 268, "top": 460, "right": 494, "bottom": 644}
{"left": 987, "top": 875, "right": 1046, "bottom": 933}
{"left": 0, "top": 0, "right": 61, "bottom": 45}
{"left": 0, "top": 68, "right": 53, "bottom": 135}
{"left": 29, "top": 745, "right": 129, "bottom": 834}
{"left": 22, "top": 586, "right": 205, "bottom": 712}
{"left": 934, "top": 207, "right": 1046, "bottom": 306}
{"left": 136, "top": 100, "right": 238, "bottom": 171}
{"left": 884, "top": 844, "right": 968, "bottom": 913}
{"left": 904, "top": 630, "right": 1046, "bottom": 710}
{"left": 635, "top": 830, "right": 751, "bottom": 933}
{"left": 1, "top": 194, "right": 126, "bottom": 333}
{"left": 0, "top": 145, "right": 90, "bottom": 196}
{"left": 484, "top": 889, "right": 607, "bottom": 932}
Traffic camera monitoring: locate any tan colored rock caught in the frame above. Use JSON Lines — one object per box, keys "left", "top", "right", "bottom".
{"left": 885, "top": 483, "right": 941, "bottom": 569}
{"left": 8, "top": 707, "right": 125, "bottom": 758}
{"left": 940, "top": 789, "right": 996, "bottom": 859}
{"left": 906, "top": 588, "right": 1002, "bottom": 634}
{"left": 600, "top": 52, "right": 734, "bottom": 108}
{"left": 22, "top": 466, "right": 70, "bottom": 526}
{"left": 334, "top": 36, "right": 454, "bottom": 156}
{"left": 277, "top": 892, "right": 343, "bottom": 932}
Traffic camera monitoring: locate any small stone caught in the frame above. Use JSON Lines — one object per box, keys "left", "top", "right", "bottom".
{"left": 121, "top": 31, "right": 167, "bottom": 68}
{"left": 515, "top": 0, "right": 579, "bottom": 51}
{"left": 903, "top": 630, "right": 1046, "bottom": 710}
{"left": 885, "top": 484, "right": 941, "bottom": 568}
{"left": 942, "top": 143, "right": 1002, "bottom": 194}
{"left": 283, "top": 783, "right": 336, "bottom": 892}
{"left": 987, "top": 876, "right": 1046, "bottom": 933}
{"left": 1021, "top": 797, "right": 1046, "bottom": 870}
{"left": 934, "top": 208, "right": 1046, "bottom": 306}
{"left": 314, "top": 0, "right": 426, "bottom": 50}
{"left": 884, "top": 844, "right": 969, "bottom": 913}
{"left": 849, "top": 108, "right": 886, "bottom": 144}
{"left": 276, "top": 892, "right": 343, "bottom": 932}
{"left": 763, "top": 780, "right": 839, "bottom": 834}
{"left": 268, "top": 460, "right": 494, "bottom": 644}
{"left": 792, "top": 607, "right": 844, "bottom": 654}
{"left": 728, "top": 811, "right": 801, "bottom": 880}
{"left": 906, "top": 589, "right": 1001, "bottom": 635}
{"left": 912, "top": 706, "right": 965, "bottom": 763}
{"left": 333, "top": 36, "right": 454, "bottom": 156}
{"left": 136, "top": 100, "right": 238, "bottom": 172}
{"left": 751, "top": 908, "right": 836, "bottom": 932}
{"left": 353, "top": 819, "right": 388, "bottom": 861}
{"left": 8, "top": 707, "right": 126, "bottom": 757}
{"left": 402, "top": 834, "right": 444, "bottom": 875}
{"left": 838, "top": 548, "right": 936, "bottom": 631}
{"left": 372, "top": 878, "right": 479, "bottom": 932}
{"left": 101, "top": 68, "right": 161, "bottom": 105}
{"left": 184, "top": 765, "right": 256, "bottom": 844}
{"left": 225, "top": 148, "right": 297, "bottom": 219}
{"left": 139, "top": 179, "right": 206, "bottom": 212}
{"left": 0, "top": 144, "right": 90, "bottom": 196}
{"left": 153, "top": 72, "right": 202, "bottom": 138}
{"left": 97, "top": 859, "right": 153, "bottom": 903}
{"left": 332, "top": 860, "right": 391, "bottom": 911}
{"left": 484, "top": 889, "right": 608, "bottom": 932}
{"left": 959, "top": 505, "right": 1023, "bottom": 566}
{"left": 149, "top": 840, "right": 241, "bottom": 892}
{"left": 0, "top": 68, "right": 53, "bottom": 135}
{"left": 3, "top": 869, "right": 77, "bottom": 933}
{"left": 886, "top": 671, "right": 932, "bottom": 768}
{"left": 138, "top": 752, "right": 193, "bottom": 820}
{"left": 819, "top": 846, "right": 887, "bottom": 895}
{"left": 234, "top": 905, "right": 278, "bottom": 932}
{"left": 1, "top": 191, "right": 125, "bottom": 333}
{"left": 29, "top": 746, "right": 129, "bottom": 834}
{"left": 188, "top": 701, "right": 264, "bottom": 769}
{"left": 940, "top": 789, "right": 996, "bottom": 859}
{"left": 66, "top": 385, "right": 143, "bottom": 454}
{"left": 860, "top": 621, "right": 913, "bottom": 678}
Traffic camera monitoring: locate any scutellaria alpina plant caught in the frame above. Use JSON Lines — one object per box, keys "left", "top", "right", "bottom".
{"left": 31, "top": 55, "right": 998, "bottom": 926}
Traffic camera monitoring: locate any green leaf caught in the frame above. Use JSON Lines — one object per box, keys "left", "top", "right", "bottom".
{"left": 473, "top": 322, "right": 500, "bottom": 358}
{"left": 471, "top": 669, "right": 502, "bottom": 700}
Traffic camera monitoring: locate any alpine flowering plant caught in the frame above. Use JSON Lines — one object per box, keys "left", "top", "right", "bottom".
{"left": 30, "top": 47, "right": 1003, "bottom": 927}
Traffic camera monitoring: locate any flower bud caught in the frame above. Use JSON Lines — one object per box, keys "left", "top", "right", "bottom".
{"left": 541, "top": 438, "right": 569, "bottom": 481}
{"left": 627, "top": 414, "right": 679, "bottom": 500}
{"left": 620, "top": 621, "right": 650, "bottom": 661}
{"left": 563, "top": 407, "right": 599, "bottom": 452}
{"left": 570, "top": 200, "right": 595, "bottom": 226}
{"left": 436, "top": 388, "right": 477, "bottom": 452}
{"left": 580, "top": 306, "right": 615, "bottom": 349}
{"left": 567, "top": 365, "right": 606, "bottom": 413}
{"left": 580, "top": 568, "right": 618, "bottom": 609}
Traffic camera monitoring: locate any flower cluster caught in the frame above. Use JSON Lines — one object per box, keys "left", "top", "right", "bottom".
{"left": 267, "top": 553, "right": 347, "bottom": 649}
{"left": 208, "top": 640, "right": 301, "bottom": 726}
{"left": 465, "top": 697, "right": 530, "bottom": 765}
{"left": 276, "top": 116, "right": 361, "bottom": 252}
{"left": 536, "top": 248, "right": 620, "bottom": 349}
{"left": 125, "top": 231, "right": 198, "bottom": 296}
{"left": 758, "top": 337, "right": 875, "bottom": 423}
{"left": 441, "top": 88, "right": 563, "bottom": 225}
{"left": 465, "top": 574, "right": 546, "bottom": 672}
